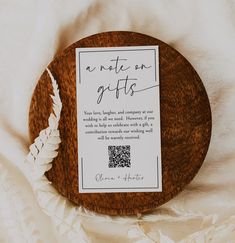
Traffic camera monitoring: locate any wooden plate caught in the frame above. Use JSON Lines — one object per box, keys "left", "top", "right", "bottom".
{"left": 29, "top": 31, "right": 211, "bottom": 216}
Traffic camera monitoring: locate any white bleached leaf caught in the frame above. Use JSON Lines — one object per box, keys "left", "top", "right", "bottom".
{"left": 47, "top": 136, "right": 61, "bottom": 145}
{"left": 35, "top": 157, "right": 54, "bottom": 165}
{"left": 38, "top": 149, "right": 58, "bottom": 159}
{"left": 24, "top": 69, "right": 89, "bottom": 241}
{"left": 29, "top": 144, "right": 39, "bottom": 158}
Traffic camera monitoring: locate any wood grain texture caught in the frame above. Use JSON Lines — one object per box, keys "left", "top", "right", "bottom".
{"left": 29, "top": 31, "right": 212, "bottom": 216}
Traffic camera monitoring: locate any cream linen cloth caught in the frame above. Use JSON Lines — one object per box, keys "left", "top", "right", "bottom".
{"left": 0, "top": 0, "right": 235, "bottom": 242}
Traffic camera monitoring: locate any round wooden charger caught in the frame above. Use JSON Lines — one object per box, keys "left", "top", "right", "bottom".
{"left": 29, "top": 31, "right": 211, "bottom": 216}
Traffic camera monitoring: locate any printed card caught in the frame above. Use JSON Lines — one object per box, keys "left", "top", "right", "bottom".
{"left": 76, "top": 46, "right": 162, "bottom": 193}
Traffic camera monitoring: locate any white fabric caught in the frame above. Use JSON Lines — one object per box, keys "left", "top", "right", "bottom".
{"left": 0, "top": 0, "right": 235, "bottom": 242}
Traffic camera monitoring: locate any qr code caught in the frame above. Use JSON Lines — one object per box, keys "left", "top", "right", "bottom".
{"left": 108, "top": 145, "right": 131, "bottom": 168}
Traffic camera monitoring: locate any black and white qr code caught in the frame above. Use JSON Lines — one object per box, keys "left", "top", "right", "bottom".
{"left": 108, "top": 145, "right": 131, "bottom": 168}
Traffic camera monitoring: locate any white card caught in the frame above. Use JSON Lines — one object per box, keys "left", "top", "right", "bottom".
{"left": 76, "top": 46, "right": 162, "bottom": 193}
